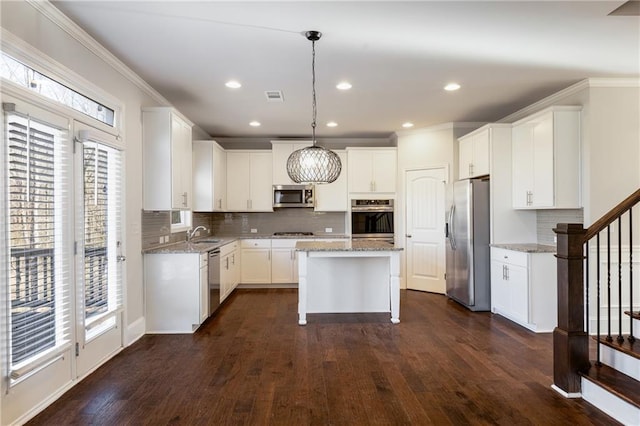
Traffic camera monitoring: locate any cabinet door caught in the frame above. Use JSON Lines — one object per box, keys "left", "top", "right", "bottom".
{"left": 315, "top": 151, "right": 348, "bottom": 211}
{"left": 490, "top": 260, "right": 509, "bottom": 314}
{"left": 458, "top": 137, "right": 473, "bottom": 179}
{"left": 372, "top": 150, "right": 396, "bottom": 192}
{"left": 220, "top": 254, "right": 231, "bottom": 302}
{"left": 171, "top": 115, "right": 188, "bottom": 209}
{"left": 506, "top": 263, "right": 529, "bottom": 324}
{"left": 271, "top": 248, "right": 294, "bottom": 283}
{"left": 200, "top": 264, "right": 208, "bottom": 323}
{"left": 473, "top": 129, "right": 490, "bottom": 177}
{"left": 240, "top": 248, "right": 271, "bottom": 283}
{"left": 226, "top": 152, "right": 251, "bottom": 210}
{"left": 213, "top": 144, "right": 226, "bottom": 211}
{"left": 272, "top": 143, "right": 311, "bottom": 185}
{"left": 531, "top": 115, "right": 554, "bottom": 207}
{"left": 249, "top": 152, "right": 273, "bottom": 211}
{"left": 512, "top": 124, "right": 534, "bottom": 208}
{"left": 230, "top": 251, "right": 240, "bottom": 289}
{"left": 348, "top": 150, "right": 374, "bottom": 192}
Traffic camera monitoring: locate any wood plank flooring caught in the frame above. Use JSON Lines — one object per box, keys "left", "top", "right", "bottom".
{"left": 28, "top": 289, "right": 617, "bottom": 425}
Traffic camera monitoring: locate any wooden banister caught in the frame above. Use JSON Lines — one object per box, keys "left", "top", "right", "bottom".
{"left": 585, "top": 188, "right": 640, "bottom": 241}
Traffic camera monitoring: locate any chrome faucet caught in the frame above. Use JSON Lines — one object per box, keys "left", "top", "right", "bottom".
{"left": 186, "top": 225, "right": 207, "bottom": 242}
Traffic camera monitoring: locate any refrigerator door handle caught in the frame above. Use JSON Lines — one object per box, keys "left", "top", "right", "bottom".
{"left": 448, "top": 204, "right": 456, "bottom": 250}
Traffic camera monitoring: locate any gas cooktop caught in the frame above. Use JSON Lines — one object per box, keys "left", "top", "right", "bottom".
{"left": 273, "top": 232, "right": 314, "bottom": 236}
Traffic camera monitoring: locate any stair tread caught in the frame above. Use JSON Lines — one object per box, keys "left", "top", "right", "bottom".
{"left": 594, "top": 335, "right": 640, "bottom": 360}
{"left": 580, "top": 363, "right": 640, "bottom": 409}
{"left": 624, "top": 310, "right": 640, "bottom": 320}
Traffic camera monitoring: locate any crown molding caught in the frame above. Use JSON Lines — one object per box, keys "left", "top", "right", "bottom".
{"left": 26, "top": 0, "right": 170, "bottom": 107}
{"left": 499, "top": 77, "right": 640, "bottom": 123}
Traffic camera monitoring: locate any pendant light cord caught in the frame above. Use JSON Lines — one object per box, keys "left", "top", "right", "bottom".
{"left": 311, "top": 39, "right": 317, "bottom": 146}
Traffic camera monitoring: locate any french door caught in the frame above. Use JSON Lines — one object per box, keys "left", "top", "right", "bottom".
{"left": 74, "top": 122, "right": 124, "bottom": 378}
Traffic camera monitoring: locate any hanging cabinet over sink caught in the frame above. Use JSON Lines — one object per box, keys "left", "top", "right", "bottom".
{"left": 142, "top": 107, "right": 193, "bottom": 211}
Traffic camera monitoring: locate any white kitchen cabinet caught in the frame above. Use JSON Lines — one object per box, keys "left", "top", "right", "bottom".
{"left": 142, "top": 107, "right": 193, "bottom": 211}
{"left": 511, "top": 106, "right": 581, "bottom": 209}
{"left": 314, "top": 150, "right": 348, "bottom": 211}
{"left": 240, "top": 239, "right": 272, "bottom": 283}
{"left": 226, "top": 151, "right": 273, "bottom": 211}
{"left": 490, "top": 247, "right": 557, "bottom": 332}
{"left": 271, "top": 239, "right": 300, "bottom": 284}
{"left": 347, "top": 148, "right": 397, "bottom": 194}
{"left": 193, "top": 140, "right": 226, "bottom": 211}
{"left": 220, "top": 241, "right": 239, "bottom": 302}
{"left": 271, "top": 141, "right": 312, "bottom": 185}
{"left": 458, "top": 128, "right": 490, "bottom": 179}
{"left": 144, "top": 252, "right": 207, "bottom": 333}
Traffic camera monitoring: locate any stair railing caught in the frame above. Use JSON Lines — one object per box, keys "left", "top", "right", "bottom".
{"left": 553, "top": 188, "right": 640, "bottom": 396}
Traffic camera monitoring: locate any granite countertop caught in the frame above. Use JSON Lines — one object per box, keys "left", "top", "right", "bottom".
{"left": 491, "top": 243, "right": 556, "bottom": 253}
{"left": 143, "top": 234, "right": 351, "bottom": 254}
{"left": 296, "top": 240, "right": 404, "bottom": 252}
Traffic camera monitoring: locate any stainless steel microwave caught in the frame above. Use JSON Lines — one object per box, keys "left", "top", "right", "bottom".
{"left": 273, "top": 185, "right": 314, "bottom": 208}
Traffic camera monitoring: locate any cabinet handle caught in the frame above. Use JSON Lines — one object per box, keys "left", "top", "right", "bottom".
{"left": 469, "top": 163, "right": 473, "bottom": 176}
{"left": 225, "top": 257, "right": 229, "bottom": 270}
{"left": 231, "top": 254, "right": 235, "bottom": 265}
{"left": 268, "top": 251, "right": 271, "bottom": 261}
{"left": 505, "top": 265, "right": 509, "bottom": 280}
{"left": 218, "top": 199, "right": 222, "bottom": 209}
{"left": 502, "top": 265, "right": 506, "bottom": 280}
{"left": 182, "top": 192, "right": 188, "bottom": 207}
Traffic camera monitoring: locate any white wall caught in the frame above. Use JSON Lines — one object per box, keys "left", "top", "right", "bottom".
{"left": 395, "top": 123, "right": 480, "bottom": 287}
{"left": 0, "top": 1, "right": 175, "bottom": 343}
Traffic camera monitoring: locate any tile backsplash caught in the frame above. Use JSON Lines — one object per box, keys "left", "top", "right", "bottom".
{"left": 141, "top": 209, "right": 346, "bottom": 250}
{"left": 537, "top": 209, "right": 584, "bottom": 245}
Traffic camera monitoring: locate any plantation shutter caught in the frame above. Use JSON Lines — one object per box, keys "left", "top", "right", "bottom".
{"left": 4, "top": 107, "right": 72, "bottom": 379}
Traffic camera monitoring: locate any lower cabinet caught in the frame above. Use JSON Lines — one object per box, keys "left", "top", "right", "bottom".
{"left": 220, "top": 241, "right": 239, "bottom": 303}
{"left": 240, "top": 239, "right": 272, "bottom": 283}
{"left": 145, "top": 252, "right": 208, "bottom": 333}
{"left": 271, "top": 239, "right": 300, "bottom": 284}
{"left": 490, "top": 247, "right": 557, "bottom": 332}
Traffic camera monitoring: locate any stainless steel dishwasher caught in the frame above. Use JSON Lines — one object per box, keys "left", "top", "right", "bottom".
{"left": 208, "top": 249, "right": 221, "bottom": 315}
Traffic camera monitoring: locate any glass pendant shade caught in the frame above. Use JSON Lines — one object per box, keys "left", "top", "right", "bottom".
{"left": 287, "top": 145, "right": 342, "bottom": 184}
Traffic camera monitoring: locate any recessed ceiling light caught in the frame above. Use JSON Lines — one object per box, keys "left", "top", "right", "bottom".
{"left": 327, "top": 121, "right": 338, "bottom": 127}
{"left": 249, "top": 121, "right": 261, "bottom": 127}
{"left": 225, "top": 80, "right": 242, "bottom": 89}
{"left": 402, "top": 122, "right": 414, "bottom": 128}
{"left": 336, "top": 82, "right": 352, "bottom": 90}
{"left": 444, "top": 83, "right": 461, "bottom": 91}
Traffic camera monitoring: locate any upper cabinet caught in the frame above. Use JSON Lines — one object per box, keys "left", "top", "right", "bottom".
{"left": 271, "top": 141, "right": 312, "bottom": 185}
{"left": 347, "top": 148, "right": 397, "bottom": 194}
{"left": 192, "top": 140, "right": 226, "bottom": 212}
{"left": 458, "top": 128, "right": 490, "bottom": 179}
{"left": 511, "top": 106, "right": 581, "bottom": 209}
{"left": 142, "top": 107, "right": 193, "bottom": 211}
{"left": 315, "top": 150, "right": 348, "bottom": 211}
{"left": 226, "top": 151, "right": 273, "bottom": 212}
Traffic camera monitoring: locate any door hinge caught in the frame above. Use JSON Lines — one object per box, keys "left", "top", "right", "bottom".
{"left": 75, "top": 342, "right": 80, "bottom": 357}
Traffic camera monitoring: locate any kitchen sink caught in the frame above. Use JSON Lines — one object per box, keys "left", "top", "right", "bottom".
{"left": 192, "top": 239, "right": 222, "bottom": 244}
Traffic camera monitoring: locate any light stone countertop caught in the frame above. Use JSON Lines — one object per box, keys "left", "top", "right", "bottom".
{"left": 296, "top": 240, "right": 404, "bottom": 252}
{"left": 490, "top": 243, "right": 556, "bottom": 253}
{"left": 143, "top": 234, "right": 351, "bottom": 254}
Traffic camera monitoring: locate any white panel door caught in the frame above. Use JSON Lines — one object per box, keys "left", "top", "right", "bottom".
{"left": 405, "top": 168, "right": 446, "bottom": 293}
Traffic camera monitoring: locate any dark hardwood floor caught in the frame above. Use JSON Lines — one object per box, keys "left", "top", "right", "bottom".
{"left": 29, "top": 289, "right": 617, "bottom": 425}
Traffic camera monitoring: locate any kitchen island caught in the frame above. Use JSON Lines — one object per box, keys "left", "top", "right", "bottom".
{"left": 295, "top": 240, "right": 403, "bottom": 325}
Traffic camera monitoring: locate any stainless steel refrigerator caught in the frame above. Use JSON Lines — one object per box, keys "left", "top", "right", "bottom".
{"left": 445, "top": 178, "right": 491, "bottom": 311}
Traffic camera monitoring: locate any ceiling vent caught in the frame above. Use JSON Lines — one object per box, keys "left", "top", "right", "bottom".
{"left": 265, "top": 90, "right": 284, "bottom": 102}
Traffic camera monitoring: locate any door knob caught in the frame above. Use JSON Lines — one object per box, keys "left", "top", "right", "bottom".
{"left": 117, "top": 255, "right": 126, "bottom": 262}
{"left": 406, "top": 234, "right": 412, "bottom": 238}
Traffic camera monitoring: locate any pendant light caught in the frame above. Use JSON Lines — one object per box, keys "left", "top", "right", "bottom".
{"left": 287, "top": 31, "right": 342, "bottom": 184}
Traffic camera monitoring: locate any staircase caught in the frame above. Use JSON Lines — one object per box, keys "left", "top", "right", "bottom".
{"left": 554, "top": 189, "right": 640, "bottom": 425}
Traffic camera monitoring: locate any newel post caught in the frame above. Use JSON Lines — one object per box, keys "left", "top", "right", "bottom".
{"left": 552, "top": 223, "right": 590, "bottom": 396}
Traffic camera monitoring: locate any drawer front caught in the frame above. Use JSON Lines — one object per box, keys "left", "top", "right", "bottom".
{"left": 220, "top": 241, "right": 238, "bottom": 256}
{"left": 271, "top": 239, "right": 299, "bottom": 249}
{"left": 491, "top": 247, "right": 528, "bottom": 267}
{"left": 240, "top": 239, "right": 272, "bottom": 249}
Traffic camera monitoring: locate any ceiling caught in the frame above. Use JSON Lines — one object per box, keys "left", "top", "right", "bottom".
{"left": 52, "top": 1, "right": 639, "bottom": 140}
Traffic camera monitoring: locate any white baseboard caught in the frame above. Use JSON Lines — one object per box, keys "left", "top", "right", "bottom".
{"left": 581, "top": 377, "right": 640, "bottom": 425}
{"left": 551, "top": 384, "right": 581, "bottom": 399}
{"left": 125, "top": 317, "right": 145, "bottom": 346}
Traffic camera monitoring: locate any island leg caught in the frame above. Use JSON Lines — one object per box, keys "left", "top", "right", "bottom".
{"left": 390, "top": 252, "right": 400, "bottom": 324}
{"left": 298, "top": 251, "right": 308, "bottom": 325}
